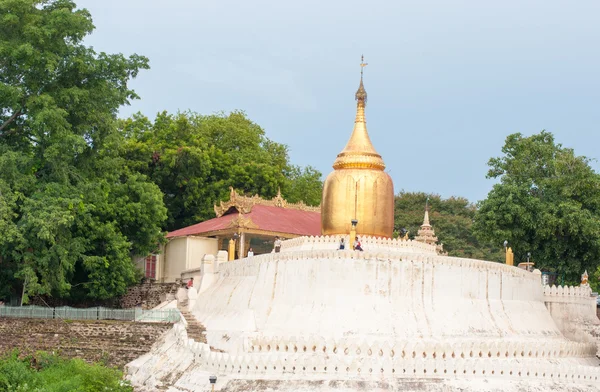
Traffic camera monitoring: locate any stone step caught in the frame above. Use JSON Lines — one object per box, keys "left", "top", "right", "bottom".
{"left": 177, "top": 310, "right": 207, "bottom": 343}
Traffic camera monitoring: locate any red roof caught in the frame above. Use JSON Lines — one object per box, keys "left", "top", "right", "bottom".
{"left": 167, "top": 205, "right": 321, "bottom": 238}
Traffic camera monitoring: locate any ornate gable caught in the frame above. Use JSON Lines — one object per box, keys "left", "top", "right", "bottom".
{"left": 214, "top": 187, "right": 320, "bottom": 218}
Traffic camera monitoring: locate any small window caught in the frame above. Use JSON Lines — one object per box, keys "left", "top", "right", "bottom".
{"left": 145, "top": 255, "right": 157, "bottom": 279}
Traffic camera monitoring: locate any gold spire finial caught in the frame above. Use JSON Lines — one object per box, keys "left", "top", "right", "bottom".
{"left": 355, "top": 55, "right": 368, "bottom": 103}
{"left": 360, "top": 54, "right": 368, "bottom": 78}
{"left": 333, "top": 55, "right": 382, "bottom": 170}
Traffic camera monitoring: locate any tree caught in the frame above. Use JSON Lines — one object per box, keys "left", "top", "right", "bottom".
{"left": 473, "top": 131, "right": 600, "bottom": 286}
{"left": 120, "top": 111, "right": 322, "bottom": 231}
{"left": 282, "top": 165, "right": 322, "bottom": 207}
{"left": 394, "top": 192, "right": 503, "bottom": 261}
{"left": 0, "top": 0, "right": 166, "bottom": 301}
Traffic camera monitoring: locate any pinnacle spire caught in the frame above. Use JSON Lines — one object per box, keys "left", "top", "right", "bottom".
{"left": 423, "top": 197, "right": 431, "bottom": 226}
{"left": 422, "top": 209, "right": 431, "bottom": 227}
{"left": 356, "top": 55, "right": 368, "bottom": 103}
{"left": 333, "top": 56, "right": 384, "bottom": 171}
{"left": 415, "top": 199, "right": 438, "bottom": 246}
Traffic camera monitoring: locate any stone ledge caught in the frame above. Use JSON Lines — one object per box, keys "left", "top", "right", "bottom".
{"left": 129, "top": 325, "right": 600, "bottom": 389}
{"left": 244, "top": 336, "right": 596, "bottom": 360}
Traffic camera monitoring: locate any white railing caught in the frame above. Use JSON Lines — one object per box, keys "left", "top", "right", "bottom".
{"left": 219, "top": 249, "right": 536, "bottom": 282}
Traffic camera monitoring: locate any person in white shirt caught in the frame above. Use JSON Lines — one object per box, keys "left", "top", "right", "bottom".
{"left": 247, "top": 248, "right": 254, "bottom": 257}
{"left": 274, "top": 237, "right": 282, "bottom": 253}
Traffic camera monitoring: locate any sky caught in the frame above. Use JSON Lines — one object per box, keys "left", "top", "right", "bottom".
{"left": 75, "top": 0, "right": 600, "bottom": 203}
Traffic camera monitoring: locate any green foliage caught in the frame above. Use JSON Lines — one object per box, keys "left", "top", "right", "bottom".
{"left": 0, "top": 0, "right": 166, "bottom": 301}
{"left": 282, "top": 165, "right": 323, "bottom": 207}
{"left": 394, "top": 191, "right": 504, "bottom": 262}
{"left": 473, "top": 131, "right": 600, "bottom": 287}
{"left": 120, "top": 111, "right": 322, "bottom": 231}
{"left": 0, "top": 0, "right": 321, "bottom": 303}
{"left": 0, "top": 351, "right": 132, "bottom": 392}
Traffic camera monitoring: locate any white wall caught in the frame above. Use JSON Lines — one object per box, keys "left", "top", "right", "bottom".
{"left": 193, "top": 251, "right": 565, "bottom": 353}
{"left": 163, "top": 237, "right": 188, "bottom": 283}
{"left": 543, "top": 285, "right": 599, "bottom": 343}
{"left": 162, "top": 236, "right": 219, "bottom": 283}
{"left": 187, "top": 237, "right": 218, "bottom": 270}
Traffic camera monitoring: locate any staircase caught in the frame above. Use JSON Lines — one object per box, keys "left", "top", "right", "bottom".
{"left": 176, "top": 285, "right": 208, "bottom": 343}
{"left": 178, "top": 308, "right": 207, "bottom": 343}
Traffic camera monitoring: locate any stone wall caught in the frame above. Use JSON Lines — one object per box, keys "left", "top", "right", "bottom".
{"left": 197, "top": 250, "right": 556, "bottom": 353}
{"left": 543, "top": 285, "right": 599, "bottom": 344}
{"left": 127, "top": 322, "right": 600, "bottom": 391}
{"left": 27, "top": 281, "right": 179, "bottom": 310}
{"left": 0, "top": 318, "right": 171, "bottom": 368}
{"left": 120, "top": 281, "right": 178, "bottom": 309}
{"left": 543, "top": 285, "right": 597, "bottom": 322}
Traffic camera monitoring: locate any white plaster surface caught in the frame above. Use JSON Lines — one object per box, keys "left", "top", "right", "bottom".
{"left": 127, "top": 236, "right": 600, "bottom": 391}
{"left": 151, "top": 299, "right": 178, "bottom": 310}
{"left": 281, "top": 235, "right": 438, "bottom": 255}
{"left": 196, "top": 250, "right": 561, "bottom": 345}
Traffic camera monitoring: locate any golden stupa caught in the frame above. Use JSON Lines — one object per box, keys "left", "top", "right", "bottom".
{"left": 321, "top": 57, "right": 394, "bottom": 238}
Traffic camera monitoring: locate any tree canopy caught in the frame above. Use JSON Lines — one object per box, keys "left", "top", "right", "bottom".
{"left": 0, "top": 0, "right": 166, "bottom": 301}
{"left": 394, "top": 192, "right": 503, "bottom": 262}
{"left": 9, "top": 1, "right": 597, "bottom": 304}
{"left": 473, "top": 131, "right": 600, "bottom": 286}
{"left": 0, "top": 0, "right": 323, "bottom": 303}
{"left": 120, "top": 111, "right": 322, "bottom": 231}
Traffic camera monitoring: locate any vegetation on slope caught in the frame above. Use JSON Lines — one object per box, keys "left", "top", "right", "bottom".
{"left": 0, "top": 351, "right": 132, "bottom": 392}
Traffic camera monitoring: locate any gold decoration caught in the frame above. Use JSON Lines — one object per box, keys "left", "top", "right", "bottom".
{"left": 228, "top": 238, "right": 236, "bottom": 261}
{"left": 227, "top": 212, "right": 259, "bottom": 230}
{"left": 506, "top": 247, "right": 514, "bottom": 266}
{"left": 321, "top": 56, "right": 394, "bottom": 238}
{"left": 214, "top": 187, "right": 319, "bottom": 218}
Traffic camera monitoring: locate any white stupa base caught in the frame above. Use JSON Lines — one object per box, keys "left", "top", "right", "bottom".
{"left": 127, "top": 237, "right": 600, "bottom": 391}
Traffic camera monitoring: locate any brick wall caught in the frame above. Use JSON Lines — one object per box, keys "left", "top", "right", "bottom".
{"left": 119, "top": 281, "right": 179, "bottom": 309}
{"left": 0, "top": 318, "right": 171, "bottom": 368}
{"left": 27, "top": 281, "right": 179, "bottom": 310}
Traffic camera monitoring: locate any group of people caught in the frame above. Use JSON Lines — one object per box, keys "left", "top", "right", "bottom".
{"left": 272, "top": 236, "right": 363, "bottom": 253}
{"left": 338, "top": 236, "right": 363, "bottom": 251}
{"left": 272, "top": 235, "right": 366, "bottom": 255}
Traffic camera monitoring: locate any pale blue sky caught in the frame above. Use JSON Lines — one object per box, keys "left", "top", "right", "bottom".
{"left": 76, "top": 0, "right": 600, "bottom": 203}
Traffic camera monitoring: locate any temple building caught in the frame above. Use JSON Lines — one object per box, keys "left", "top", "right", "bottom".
{"left": 140, "top": 188, "right": 320, "bottom": 282}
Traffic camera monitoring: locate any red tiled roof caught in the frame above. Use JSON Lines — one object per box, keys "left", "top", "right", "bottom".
{"left": 167, "top": 205, "right": 321, "bottom": 238}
